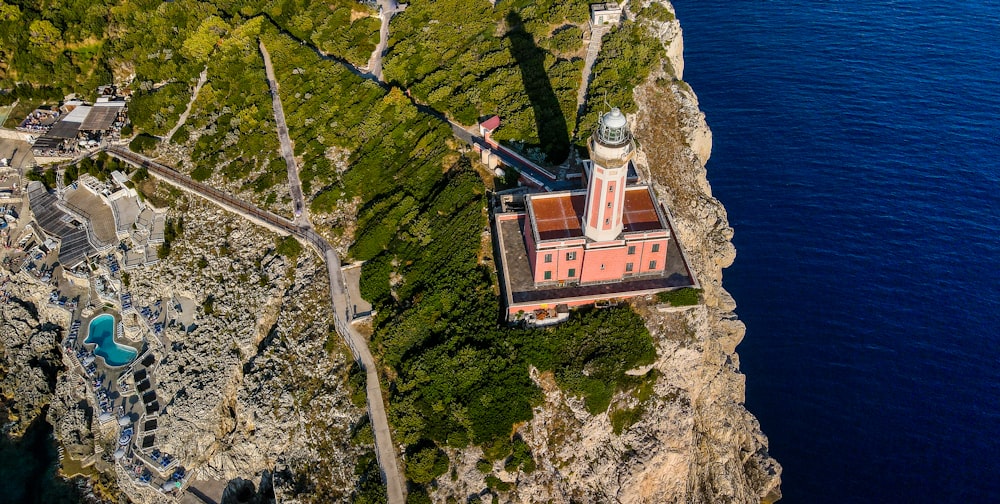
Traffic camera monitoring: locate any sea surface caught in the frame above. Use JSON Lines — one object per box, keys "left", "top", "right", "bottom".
{"left": 673, "top": 1, "right": 1000, "bottom": 502}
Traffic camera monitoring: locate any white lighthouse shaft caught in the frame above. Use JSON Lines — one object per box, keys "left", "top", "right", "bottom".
{"left": 582, "top": 108, "right": 634, "bottom": 242}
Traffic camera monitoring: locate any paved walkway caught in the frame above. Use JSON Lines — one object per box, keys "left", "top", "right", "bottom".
{"left": 259, "top": 42, "right": 308, "bottom": 225}
{"left": 574, "top": 25, "right": 609, "bottom": 136}
{"left": 105, "top": 146, "right": 406, "bottom": 504}
{"left": 367, "top": 0, "right": 404, "bottom": 80}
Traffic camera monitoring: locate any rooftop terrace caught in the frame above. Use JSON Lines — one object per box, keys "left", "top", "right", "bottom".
{"left": 65, "top": 184, "right": 117, "bottom": 244}
{"left": 496, "top": 214, "right": 695, "bottom": 309}
{"left": 527, "top": 186, "right": 669, "bottom": 242}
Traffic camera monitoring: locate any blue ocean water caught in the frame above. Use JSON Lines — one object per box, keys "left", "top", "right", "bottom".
{"left": 673, "top": 1, "right": 1000, "bottom": 502}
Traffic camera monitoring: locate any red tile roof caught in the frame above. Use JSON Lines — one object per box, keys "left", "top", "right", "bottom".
{"left": 480, "top": 115, "right": 501, "bottom": 132}
{"left": 529, "top": 187, "right": 667, "bottom": 241}
{"left": 531, "top": 193, "right": 585, "bottom": 240}
{"left": 622, "top": 188, "right": 664, "bottom": 232}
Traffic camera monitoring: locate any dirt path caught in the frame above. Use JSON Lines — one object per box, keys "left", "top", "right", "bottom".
{"left": 258, "top": 42, "right": 308, "bottom": 225}
{"left": 163, "top": 67, "right": 208, "bottom": 142}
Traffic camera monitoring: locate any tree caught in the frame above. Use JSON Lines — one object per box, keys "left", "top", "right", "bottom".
{"left": 29, "top": 20, "right": 61, "bottom": 49}
{"left": 0, "top": 1, "right": 20, "bottom": 21}
{"left": 182, "top": 16, "right": 229, "bottom": 62}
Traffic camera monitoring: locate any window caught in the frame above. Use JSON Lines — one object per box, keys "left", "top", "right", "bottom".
{"left": 649, "top": 260, "right": 657, "bottom": 270}
{"left": 625, "top": 262, "right": 634, "bottom": 272}
{"left": 544, "top": 253, "right": 552, "bottom": 263}
{"left": 627, "top": 245, "right": 636, "bottom": 255}
{"left": 651, "top": 243, "right": 660, "bottom": 253}
{"left": 608, "top": 185, "right": 614, "bottom": 192}
{"left": 544, "top": 271, "right": 552, "bottom": 280}
{"left": 600, "top": 264, "right": 605, "bottom": 270}
{"left": 604, "top": 218, "right": 610, "bottom": 225}
{"left": 566, "top": 251, "right": 577, "bottom": 261}
{"left": 568, "top": 268, "right": 576, "bottom": 278}
{"left": 607, "top": 202, "right": 612, "bottom": 208}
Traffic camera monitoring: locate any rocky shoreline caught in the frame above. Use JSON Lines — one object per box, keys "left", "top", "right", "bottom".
{"left": 0, "top": 2, "right": 779, "bottom": 502}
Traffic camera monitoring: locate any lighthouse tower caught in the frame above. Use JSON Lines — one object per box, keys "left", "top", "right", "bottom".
{"left": 582, "top": 107, "right": 635, "bottom": 242}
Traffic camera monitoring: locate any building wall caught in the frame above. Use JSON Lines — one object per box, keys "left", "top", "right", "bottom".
{"left": 523, "top": 216, "right": 537, "bottom": 275}
{"left": 555, "top": 245, "right": 584, "bottom": 282}
{"left": 532, "top": 243, "right": 586, "bottom": 284}
{"left": 580, "top": 244, "right": 627, "bottom": 283}
{"left": 529, "top": 235, "right": 670, "bottom": 285}
{"left": 635, "top": 238, "right": 669, "bottom": 275}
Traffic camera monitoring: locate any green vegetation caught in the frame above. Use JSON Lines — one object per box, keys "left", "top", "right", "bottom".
{"left": 260, "top": 27, "right": 456, "bottom": 215}
{"left": 24, "top": 167, "right": 57, "bottom": 190}
{"left": 656, "top": 287, "right": 702, "bottom": 307}
{"left": 352, "top": 452, "right": 387, "bottom": 504}
{"left": 0, "top": 0, "right": 113, "bottom": 103}
{"left": 576, "top": 22, "right": 663, "bottom": 144}
{"left": 476, "top": 459, "right": 493, "bottom": 474}
{"left": 158, "top": 216, "right": 184, "bottom": 259}
{"left": 6, "top": 1, "right": 671, "bottom": 491}
{"left": 640, "top": 3, "right": 676, "bottom": 23}
{"left": 546, "top": 24, "right": 584, "bottom": 54}
{"left": 485, "top": 474, "right": 512, "bottom": 492}
{"left": 504, "top": 435, "right": 536, "bottom": 473}
{"left": 201, "top": 294, "right": 215, "bottom": 315}
{"left": 404, "top": 443, "right": 449, "bottom": 484}
{"left": 354, "top": 161, "right": 656, "bottom": 479}
{"left": 261, "top": 0, "right": 379, "bottom": 67}
{"left": 384, "top": 0, "right": 590, "bottom": 162}
{"left": 275, "top": 235, "right": 302, "bottom": 260}
{"left": 66, "top": 152, "right": 125, "bottom": 183}
{"left": 610, "top": 405, "right": 644, "bottom": 435}
{"left": 129, "top": 133, "right": 158, "bottom": 154}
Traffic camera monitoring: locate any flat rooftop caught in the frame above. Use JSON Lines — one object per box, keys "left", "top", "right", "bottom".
{"left": 65, "top": 185, "right": 117, "bottom": 244}
{"left": 0, "top": 139, "right": 36, "bottom": 170}
{"left": 45, "top": 120, "right": 81, "bottom": 139}
{"left": 622, "top": 187, "right": 667, "bottom": 232}
{"left": 527, "top": 186, "right": 669, "bottom": 241}
{"left": 27, "top": 182, "right": 94, "bottom": 266}
{"left": 496, "top": 214, "right": 695, "bottom": 308}
{"left": 81, "top": 102, "right": 124, "bottom": 131}
{"left": 530, "top": 192, "right": 585, "bottom": 240}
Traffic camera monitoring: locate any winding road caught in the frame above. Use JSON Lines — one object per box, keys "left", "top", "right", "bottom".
{"left": 367, "top": 0, "right": 404, "bottom": 81}
{"left": 260, "top": 39, "right": 403, "bottom": 502}
{"left": 105, "top": 145, "right": 406, "bottom": 504}
{"left": 103, "top": 16, "right": 613, "bottom": 501}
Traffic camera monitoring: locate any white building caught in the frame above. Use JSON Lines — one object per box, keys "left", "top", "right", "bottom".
{"left": 590, "top": 2, "right": 623, "bottom": 26}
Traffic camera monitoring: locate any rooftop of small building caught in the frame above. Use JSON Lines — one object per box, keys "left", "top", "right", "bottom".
{"left": 526, "top": 185, "right": 669, "bottom": 242}
{"left": 590, "top": 2, "right": 622, "bottom": 12}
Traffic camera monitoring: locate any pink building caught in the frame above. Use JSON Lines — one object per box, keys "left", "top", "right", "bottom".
{"left": 492, "top": 108, "right": 696, "bottom": 323}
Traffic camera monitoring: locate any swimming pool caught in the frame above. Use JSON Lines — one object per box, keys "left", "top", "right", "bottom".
{"left": 85, "top": 314, "right": 137, "bottom": 367}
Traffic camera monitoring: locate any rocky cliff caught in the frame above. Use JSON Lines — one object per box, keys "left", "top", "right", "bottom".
{"left": 431, "top": 2, "right": 781, "bottom": 502}
{"left": 1, "top": 188, "right": 365, "bottom": 503}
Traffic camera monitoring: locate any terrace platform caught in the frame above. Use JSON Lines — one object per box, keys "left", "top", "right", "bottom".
{"left": 494, "top": 212, "right": 696, "bottom": 318}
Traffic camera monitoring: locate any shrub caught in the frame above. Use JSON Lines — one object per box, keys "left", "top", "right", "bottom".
{"left": 275, "top": 235, "right": 302, "bottom": 260}
{"left": 656, "top": 287, "right": 701, "bottom": 306}
{"left": 129, "top": 133, "right": 159, "bottom": 154}
{"left": 610, "top": 405, "right": 644, "bottom": 435}
{"left": 485, "top": 475, "right": 511, "bottom": 492}
{"left": 405, "top": 445, "right": 449, "bottom": 484}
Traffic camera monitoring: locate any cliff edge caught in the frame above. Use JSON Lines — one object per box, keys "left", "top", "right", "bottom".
{"left": 432, "top": 2, "right": 782, "bottom": 502}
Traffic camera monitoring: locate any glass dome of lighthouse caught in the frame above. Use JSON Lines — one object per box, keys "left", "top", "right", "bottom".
{"left": 597, "top": 107, "right": 629, "bottom": 146}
